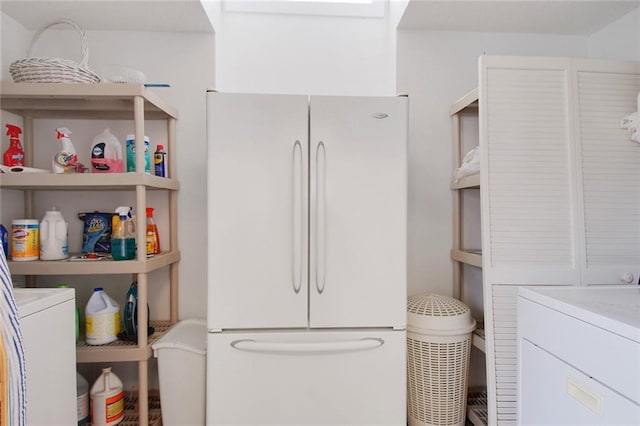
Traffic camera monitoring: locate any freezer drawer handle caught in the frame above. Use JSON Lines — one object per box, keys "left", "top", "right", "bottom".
{"left": 315, "top": 141, "right": 326, "bottom": 294}
{"left": 230, "top": 337, "right": 384, "bottom": 355}
{"left": 292, "top": 140, "right": 303, "bottom": 294}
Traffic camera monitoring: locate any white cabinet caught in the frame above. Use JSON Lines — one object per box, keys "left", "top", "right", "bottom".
{"left": 207, "top": 93, "right": 407, "bottom": 331}
{"left": 0, "top": 82, "right": 181, "bottom": 426}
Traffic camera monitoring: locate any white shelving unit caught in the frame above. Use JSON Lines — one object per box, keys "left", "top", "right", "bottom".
{"left": 0, "top": 82, "right": 180, "bottom": 426}
{"left": 450, "top": 87, "right": 487, "bottom": 426}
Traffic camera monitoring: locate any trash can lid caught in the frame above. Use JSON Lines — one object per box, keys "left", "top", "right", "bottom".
{"left": 152, "top": 318, "right": 207, "bottom": 356}
{"left": 407, "top": 293, "right": 476, "bottom": 334}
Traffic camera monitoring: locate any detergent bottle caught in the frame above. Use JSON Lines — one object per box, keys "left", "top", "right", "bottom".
{"left": 111, "top": 206, "right": 136, "bottom": 261}
{"left": 91, "top": 129, "right": 124, "bottom": 173}
{"left": 40, "top": 207, "right": 69, "bottom": 260}
{"left": 145, "top": 207, "right": 160, "bottom": 255}
{"left": 52, "top": 127, "right": 78, "bottom": 173}
{"left": 3, "top": 124, "right": 25, "bottom": 166}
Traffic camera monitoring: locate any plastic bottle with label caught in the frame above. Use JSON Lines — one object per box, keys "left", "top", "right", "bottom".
{"left": 145, "top": 207, "right": 160, "bottom": 255}
{"left": 77, "top": 371, "right": 90, "bottom": 425}
{"left": 125, "top": 134, "right": 151, "bottom": 173}
{"left": 3, "top": 124, "right": 25, "bottom": 166}
{"left": 90, "top": 367, "right": 124, "bottom": 426}
{"left": 52, "top": 127, "right": 78, "bottom": 174}
{"left": 40, "top": 207, "right": 69, "bottom": 260}
{"left": 85, "top": 287, "right": 121, "bottom": 345}
{"left": 153, "top": 144, "right": 168, "bottom": 177}
{"left": 111, "top": 207, "right": 136, "bottom": 261}
{"left": 91, "top": 129, "right": 123, "bottom": 173}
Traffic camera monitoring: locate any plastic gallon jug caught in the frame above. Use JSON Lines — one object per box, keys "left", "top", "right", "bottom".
{"left": 90, "top": 367, "right": 124, "bottom": 426}
{"left": 91, "top": 129, "right": 124, "bottom": 173}
{"left": 40, "top": 208, "right": 69, "bottom": 260}
{"left": 77, "top": 371, "right": 90, "bottom": 425}
{"left": 86, "top": 287, "right": 121, "bottom": 345}
{"left": 11, "top": 219, "right": 39, "bottom": 261}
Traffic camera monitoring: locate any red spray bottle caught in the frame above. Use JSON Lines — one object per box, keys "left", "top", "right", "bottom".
{"left": 3, "top": 124, "right": 25, "bottom": 166}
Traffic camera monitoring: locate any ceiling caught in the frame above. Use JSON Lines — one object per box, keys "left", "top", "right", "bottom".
{"left": 1, "top": 1, "right": 638, "bottom": 35}
{"left": 398, "top": 1, "right": 640, "bottom": 35}
{"left": 0, "top": 0, "right": 214, "bottom": 33}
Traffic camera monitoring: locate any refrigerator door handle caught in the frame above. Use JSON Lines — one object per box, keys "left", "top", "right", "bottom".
{"left": 230, "top": 337, "right": 384, "bottom": 355}
{"left": 292, "top": 140, "right": 303, "bottom": 294}
{"left": 315, "top": 141, "right": 326, "bottom": 294}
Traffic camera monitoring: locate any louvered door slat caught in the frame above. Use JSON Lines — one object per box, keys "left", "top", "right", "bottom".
{"left": 485, "top": 68, "right": 577, "bottom": 278}
{"left": 577, "top": 70, "right": 640, "bottom": 282}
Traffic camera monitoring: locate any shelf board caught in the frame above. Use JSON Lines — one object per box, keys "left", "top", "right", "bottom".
{"left": 8, "top": 250, "right": 180, "bottom": 275}
{"left": 450, "top": 88, "right": 479, "bottom": 116}
{"left": 0, "top": 82, "right": 178, "bottom": 119}
{"left": 467, "top": 388, "right": 488, "bottom": 426}
{"left": 451, "top": 249, "right": 483, "bottom": 268}
{"left": 472, "top": 327, "right": 486, "bottom": 353}
{"left": 0, "top": 172, "right": 179, "bottom": 190}
{"left": 76, "top": 321, "right": 174, "bottom": 363}
{"left": 451, "top": 173, "right": 480, "bottom": 189}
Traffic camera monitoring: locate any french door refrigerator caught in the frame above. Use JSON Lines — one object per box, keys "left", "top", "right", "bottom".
{"left": 206, "top": 91, "right": 408, "bottom": 425}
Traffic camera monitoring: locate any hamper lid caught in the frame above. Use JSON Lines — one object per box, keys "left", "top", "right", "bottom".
{"left": 407, "top": 293, "right": 476, "bottom": 334}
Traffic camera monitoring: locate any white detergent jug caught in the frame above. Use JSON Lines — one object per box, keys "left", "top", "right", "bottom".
{"left": 39, "top": 208, "right": 69, "bottom": 260}
{"left": 85, "top": 288, "right": 121, "bottom": 345}
{"left": 91, "top": 129, "right": 123, "bottom": 173}
{"left": 90, "top": 367, "right": 124, "bottom": 426}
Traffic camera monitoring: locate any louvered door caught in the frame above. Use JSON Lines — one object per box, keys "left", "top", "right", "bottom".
{"left": 573, "top": 60, "right": 640, "bottom": 285}
{"left": 479, "top": 56, "right": 640, "bottom": 426}
{"left": 480, "top": 56, "right": 581, "bottom": 426}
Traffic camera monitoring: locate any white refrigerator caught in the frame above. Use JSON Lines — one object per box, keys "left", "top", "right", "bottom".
{"left": 206, "top": 92, "right": 408, "bottom": 425}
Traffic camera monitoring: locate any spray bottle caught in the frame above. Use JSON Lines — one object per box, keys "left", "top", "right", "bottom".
{"left": 3, "top": 124, "right": 25, "bottom": 166}
{"left": 145, "top": 207, "right": 160, "bottom": 255}
{"left": 111, "top": 206, "right": 136, "bottom": 261}
{"left": 52, "top": 127, "right": 78, "bottom": 173}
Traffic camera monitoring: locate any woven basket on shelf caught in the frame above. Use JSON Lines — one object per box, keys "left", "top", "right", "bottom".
{"left": 9, "top": 19, "right": 101, "bottom": 84}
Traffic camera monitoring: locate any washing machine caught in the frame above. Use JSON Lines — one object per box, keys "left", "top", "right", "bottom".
{"left": 14, "top": 287, "right": 76, "bottom": 425}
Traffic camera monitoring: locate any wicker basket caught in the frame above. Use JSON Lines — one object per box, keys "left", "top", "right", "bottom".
{"left": 9, "top": 19, "right": 101, "bottom": 84}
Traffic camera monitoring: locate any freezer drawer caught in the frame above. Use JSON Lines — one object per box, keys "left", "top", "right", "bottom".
{"left": 207, "top": 329, "right": 406, "bottom": 425}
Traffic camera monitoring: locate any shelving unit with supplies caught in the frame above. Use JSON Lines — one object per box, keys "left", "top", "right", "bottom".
{"left": 450, "top": 87, "right": 487, "bottom": 426}
{"left": 0, "top": 82, "right": 181, "bottom": 426}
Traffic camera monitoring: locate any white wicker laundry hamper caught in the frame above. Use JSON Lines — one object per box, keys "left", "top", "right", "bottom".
{"left": 407, "top": 293, "right": 476, "bottom": 426}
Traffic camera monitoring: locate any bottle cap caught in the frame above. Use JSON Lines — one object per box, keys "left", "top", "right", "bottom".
{"left": 94, "top": 287, "right": 104, "bottom": 292}
{"left": 156, "top": 144, "right": 164, "bottom": 151}
{"left": 146, "top": 207, "right": 154, "bottom": 217}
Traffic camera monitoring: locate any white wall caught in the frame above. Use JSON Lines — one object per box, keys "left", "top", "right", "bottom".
{"left": 396, "top": 31, "right": 588, "bottom": 300}
{"left": 215, "top": 11, "right": 395, "bottom": 95}
{"left": 588, "top": 8, "right": 640, "bottom": 61}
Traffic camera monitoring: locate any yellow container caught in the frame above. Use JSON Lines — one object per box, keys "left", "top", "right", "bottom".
{"left": 11, "top": 219, "right": 39, "bottom": 261}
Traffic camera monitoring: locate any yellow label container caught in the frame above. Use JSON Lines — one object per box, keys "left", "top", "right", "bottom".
{"left": 11, "top": 219, "right": 39, "bottom": 261}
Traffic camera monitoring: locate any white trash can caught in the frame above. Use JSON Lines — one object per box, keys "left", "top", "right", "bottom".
{"left": 406, "top": 293, "right": 476, "bottom": 426}
{"left": 152, "top": 319, "right": 206, "bottom": 426}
